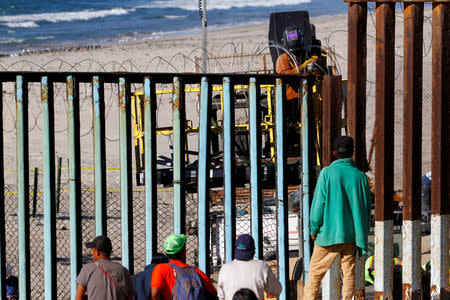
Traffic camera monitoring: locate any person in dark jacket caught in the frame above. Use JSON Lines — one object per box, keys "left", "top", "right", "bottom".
{"left": 132, "top": 253, "right": 168, "bottom": 300}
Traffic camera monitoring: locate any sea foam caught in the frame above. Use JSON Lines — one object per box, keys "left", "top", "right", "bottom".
{"left": 137, "top": 0, "right": 311, "bottom": 11}
{"left": 0, "top": 8, "right": 131, "bottom": 28}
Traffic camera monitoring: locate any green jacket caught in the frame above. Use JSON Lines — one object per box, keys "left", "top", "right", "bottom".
{"left": 310, "top": 158, "right": 371, "bottom": 252}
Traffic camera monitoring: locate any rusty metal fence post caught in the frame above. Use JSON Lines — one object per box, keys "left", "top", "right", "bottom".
{"left": 402, "top": 3, "right": 424, "bottom": 299}
{"left": 431, "top": 3, "right": 450, "bottom": 299}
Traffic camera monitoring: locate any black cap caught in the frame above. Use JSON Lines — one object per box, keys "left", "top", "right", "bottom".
{"left": 334, "top": 136, "right": 354, "bottom": 157}
{"left": 86, "top": 236, "right": 112, "bottom": 255}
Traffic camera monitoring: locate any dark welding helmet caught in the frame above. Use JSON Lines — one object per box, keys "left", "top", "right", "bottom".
{"left": 282, "top": 26, "right": 304, "bottom": 51}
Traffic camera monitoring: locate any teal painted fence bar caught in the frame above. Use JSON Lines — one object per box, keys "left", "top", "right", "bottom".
{"left": 119, "top": 77, "right": 134, "bottom": 274}
{"left": 172, "top": 76, "right": 186, "bottom": 235}
{"left": 92, "top": 76, "right": 107, "bottom": 236}
{"left": 0, "top": 82, "right": 5, "bottom": 299}
{"left": 66, "top": 75, "right": 82, "bottom": 300}
{"left": 16, "top": 75, "right": 30, "bottom": 300}
{"left": 301, "top": 79, "right": 312, "bottom": 282}
{"left": 41, "top": 76, "right": 57, "bottom": 299}
{"left": 223, "top": 77, "right": 236, "bottom": 263}
{"left": 275, "top": 78, "right": 290, "bottom": 300}
{"left": 249, "top": 77, "right": 263, "bottom": 259}
{"left": 144, "top": 77, "right": 157, "bottom": 264}
{"left": 198, "top": 77, "right": 212, "bottom": 274}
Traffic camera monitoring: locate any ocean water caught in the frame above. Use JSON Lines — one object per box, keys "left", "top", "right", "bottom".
{"left": 0, "top": 0, "right": 347, "bottom": 54}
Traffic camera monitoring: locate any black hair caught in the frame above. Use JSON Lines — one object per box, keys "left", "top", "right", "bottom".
{"left": 166, "top": 245, "right": 186, "bottom": 260}
{"left": 232, "top": 289, "right": 258, "bottom": 300}
{"left": 151, "top": 253, "right": 169, "bottom": 264}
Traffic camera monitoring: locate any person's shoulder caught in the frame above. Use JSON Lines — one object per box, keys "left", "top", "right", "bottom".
{"left": 79, "top": 261, "right": 96, "bottom": 273}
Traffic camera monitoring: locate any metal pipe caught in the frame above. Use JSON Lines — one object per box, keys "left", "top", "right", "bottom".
{"left": 223, "top": 77, "right": 236, "bottom": 263}
{"left": 275, "top": 78, "right": 289, "bottom": 300}
{"left": 348, "top": 2, "right": 368, "bottom": 171}
{"left": 16, "top": 75, "right": 30, "bottom": 299}
{"left": 119, "top": 77, "right": 133, "bottom": 274}
{"left": 66, "top": 75, "right": 82, "bottom": 300}
{"left": 144, "top": 77, "right": 157, "bottom": 264}
{"left": 202, "top": 0, "right": 207, "bottom": 73}
{"left": 249, "top": 77, "right": 262, "bottom": 259}
{"left": 431, "top": 4, "right": 450, "bottom": 299}
{"left": 198, "top": 77, "right": 211, "bottom": 274}
{"left": 374, "top": 3, "right": 396, "bottom": 299}
{"left": 42, "top": 76, "right": 57, "bottom": 299}
{"left": 301, "top": 79, "right": 311, "bottom": 282}
{"left": 403, "top": 3, "right": 424, "bottom": 299}
{"left": 92, "top": 76, "right": 107, "bottom": 236}
{"left": 32, "top": 167, "right": 38, "bottom": 218}
{"left": 56, "top": 157, "right": 62, "bottom": 214}
{"left": 172, "top": 76, "right": 186, "bottom": 235}
{"left": 0, "top": 82, "right": 6, "bottom": 300}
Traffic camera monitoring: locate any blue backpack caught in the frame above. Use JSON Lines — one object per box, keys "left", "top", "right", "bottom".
{"left": 168, "top": 263, "right": 208, "bottom": 300}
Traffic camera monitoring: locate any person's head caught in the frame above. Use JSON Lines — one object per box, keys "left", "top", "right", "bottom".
{"left": 282, "top": 26, "right": 304, "bottom": 52}
{"left": 232, "top": 288, "right": 258, "bottom": 300}
{"left": 151, "top": 252, "right": 169, "bottom": 265}
{"left": 86, "top": 236, "right": 112, "bottom": 261}
{"left": 163, "top": 234, "right": 187, "bottom": 262}
{"left": 234, "top": 234, "right": 255, "bottom": 261}
{"left": 333, "top": 135, "right": 354, "bottom": 159}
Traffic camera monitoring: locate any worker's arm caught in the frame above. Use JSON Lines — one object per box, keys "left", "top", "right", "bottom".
{"left": 75, "top": 284, "right": 86, "bottom": 300}
{"left": 276, "top": 54, "right": 298, "bottom": 74}
{"left": 151, "top": 287, "right": 162, "bottom": 300}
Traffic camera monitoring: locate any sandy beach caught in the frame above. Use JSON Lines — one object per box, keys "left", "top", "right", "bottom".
{"left": 0, "top": 9, "right": 434, "bottom": 188}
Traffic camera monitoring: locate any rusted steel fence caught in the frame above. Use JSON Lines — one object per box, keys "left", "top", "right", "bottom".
{"left": 344, "top": 1, "right": 449, "bottom": 299}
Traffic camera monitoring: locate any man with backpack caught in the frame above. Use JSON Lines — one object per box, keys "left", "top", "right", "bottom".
{"left": 150, "top": 233, "right": 218, "bottom": 300}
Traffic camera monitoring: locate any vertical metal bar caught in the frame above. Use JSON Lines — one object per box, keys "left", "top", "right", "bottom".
{"left": 431, "top": 4, "right": 450, "bottom": 299}
{"left": 301, "top": 79, "right": 311, "bottom": 282}
{"left": 0, "top": 82, "right": 6, "bottom": 300}
{"left": 172, "top": 76, "right": 186, "bottom": 235}
{"left": 42, "top": 76, "right": 57, "bottom": 299}
{"left": 374, "top": 3, "right": 395, "bottom": 299}
{"left": 119, "top": 77, "right": 133, "bottom": 274}
{"left": 32, "top": 167, "right": 38, "bottom": 218}
{"left": 67, "top": 75, "right": 82, "bottom": 300}
{"left": 56, "top": 157, "right": 62, "bottom": 214}
{"left": 321, "top": 75, "right": 342, "bottom": 166}
{"left": 92, "top": 76, "right": 106, "bottom": 236}
{"left": 322, "top": 256, "right": 341, "bottom": 300}
{"left": 223, "top": 77, "right": 236, "bottom": 263}
{"left": 321, "top": 75, "right": 344, "bottom": 299}
{"left": 348, "top": 2, "right": 368, "bottom": 171}
{"left": 403, "top": 3, "right": 424, "bottom": 299}
{"left": 144, "top": 77, "right": 157, "bottom": 264}
{"left": 249, "top": 77, "right": 262, "bottom": 259}
{"left": 275, "top": 78, "right": 289, "bottom": 300}
{"left": 16, "top": 75, "right": 30, "bottom": 299}
{"left": 198, "top": 77, "right": 212, "bottom": 275}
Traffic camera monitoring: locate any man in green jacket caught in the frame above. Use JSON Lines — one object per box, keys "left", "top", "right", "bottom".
{"left": 303, "top": 136, "right": 371, "bottom": 300}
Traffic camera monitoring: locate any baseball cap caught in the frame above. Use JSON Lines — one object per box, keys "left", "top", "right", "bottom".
{"left": 85, "top": 236, "right": 112, "bottom": 255}
{"left": 235, "top": 234, "right": 255, "bottom": 261}
{"left": 334, "top": 136, "right": 354, "bottom": 157}
{"left": 163, "top": 234, "right": 187, "bottom": 255}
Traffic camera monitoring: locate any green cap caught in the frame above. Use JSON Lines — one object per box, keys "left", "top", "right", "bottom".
{"left": 163, "top": 234, "right": 187, "bottom": 255}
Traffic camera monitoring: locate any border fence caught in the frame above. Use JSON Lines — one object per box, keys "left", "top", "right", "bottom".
{"left": 0, "top": 72, "right": 316, "bottom": 300}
